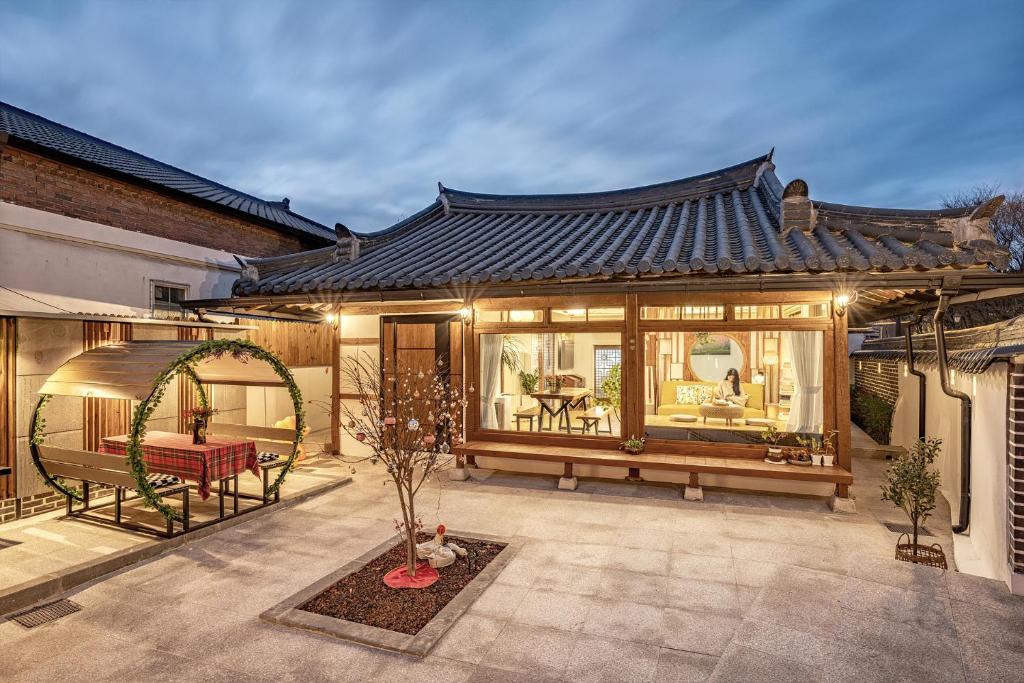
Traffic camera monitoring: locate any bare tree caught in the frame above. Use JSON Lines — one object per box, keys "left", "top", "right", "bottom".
{"left": 942, "top": 183, "right": 1024, "bottom": 272}
{"left": 337, "top": 352, "right": 466, "bottom": 578}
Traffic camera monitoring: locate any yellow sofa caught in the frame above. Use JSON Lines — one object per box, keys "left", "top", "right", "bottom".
{"left": 656, "top": 380, "right": 766, "bottom": 420}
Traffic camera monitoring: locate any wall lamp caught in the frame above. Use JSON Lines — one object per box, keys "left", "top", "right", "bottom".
{"left": 834, "top": 292, "right": 858, "bottom": 317}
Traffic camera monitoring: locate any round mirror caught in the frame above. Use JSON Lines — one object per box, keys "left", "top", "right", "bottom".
{"left": 688, "top": 334, "right": 745, "bottom": 382}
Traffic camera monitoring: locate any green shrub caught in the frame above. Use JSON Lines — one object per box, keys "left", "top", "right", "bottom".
{"left": 851, "top": 387, "right": 894, "bottom": 445}
{"left": 881, "top": 438, "right": 942, "bottom": 548}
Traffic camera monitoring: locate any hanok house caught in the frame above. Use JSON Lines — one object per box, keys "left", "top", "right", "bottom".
{"left": 187, "top": 153, "right": 1022, "bottom": 508}
{"left": 0, "top": 101, "right": 337, "bottom": 522}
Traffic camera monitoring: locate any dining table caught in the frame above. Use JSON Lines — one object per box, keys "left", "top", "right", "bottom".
{"left": 98, "top": 431, "right": 260, "bottom": 501}
{"left": 530, "top": 387, "right": 593, "bottom": 433}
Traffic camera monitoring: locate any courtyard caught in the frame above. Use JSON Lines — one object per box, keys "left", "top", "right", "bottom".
{"left": 2, "top": 456, "right": 1021, "bottom": 682}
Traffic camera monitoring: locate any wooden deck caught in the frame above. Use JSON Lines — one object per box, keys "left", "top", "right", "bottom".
{"left": 454, "top": 439, "right": 853, "bottom": 487}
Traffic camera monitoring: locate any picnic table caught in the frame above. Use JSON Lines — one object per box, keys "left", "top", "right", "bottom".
{"left": 530, "top": 387, "right": 593, "bottom": 433}
{"left": 99, "top": 431, "right": 259, "bottom": 501}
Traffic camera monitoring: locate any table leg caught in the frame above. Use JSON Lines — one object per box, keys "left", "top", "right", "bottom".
{"left": 233, "top": 475, "right": 239, "bottom": 514}
{"left": 219, "top": 479, "right": 226, "bottom": 518}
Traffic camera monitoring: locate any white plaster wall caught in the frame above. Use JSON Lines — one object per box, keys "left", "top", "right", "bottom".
{"left": 0, "top": 202, "right": 238, "bottom": 316}
{"left": 891, "top": 361, "right": 1010, "bottom": 586}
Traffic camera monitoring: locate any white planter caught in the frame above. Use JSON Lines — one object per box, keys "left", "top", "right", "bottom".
{"left": 811, "top": 453, "right": 823, "bottom": 466}
{"left": 823, "top": 455, "right": 835, "bottom": 467}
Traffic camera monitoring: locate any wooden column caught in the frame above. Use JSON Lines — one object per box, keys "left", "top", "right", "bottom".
{"left": 330, "top": 313, "right": 341, "bottom": 455}
{"left": 0, "top": 318, "right": 15, "bottom": 499}
{"left": 833, "top": 304, "right": 852, "bottom": 474}
{"left": 624, "top": 293, "right": 642, "bottom": 438}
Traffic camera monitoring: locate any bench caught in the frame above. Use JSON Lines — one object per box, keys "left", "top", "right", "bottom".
{"left": 569, "top": 408, "right": 613, "bottom": 435}
{"left": 206, "top": 422, "right": 293, "bottom": 505}
{"left": 36, "top": 445, "right": 190, "bottom": 537}
{"left": 513, "top": 406, "right": 545, "bottom": 432}
{"left": 454, "top": 439, "right": 853, "bottom": 501}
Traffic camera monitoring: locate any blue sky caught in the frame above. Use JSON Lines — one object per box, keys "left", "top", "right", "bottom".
{"left": 1, "top": 1, "right": 1022, "bottom": 232}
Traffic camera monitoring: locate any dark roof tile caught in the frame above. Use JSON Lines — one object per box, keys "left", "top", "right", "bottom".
{"left": 0, "top": 101, "right": 333, "bottom": 243}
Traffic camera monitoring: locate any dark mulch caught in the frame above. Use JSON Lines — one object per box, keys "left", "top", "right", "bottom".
{"left": 299, "top": 533, "right": 507, "bottom": 635}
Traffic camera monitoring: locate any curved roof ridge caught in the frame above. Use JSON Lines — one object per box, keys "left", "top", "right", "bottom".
{"left": 439, "top": 153, "right": 773, "bottom": 212}
{"left": 813, "top": 199, "right": 976, "bottom": 220}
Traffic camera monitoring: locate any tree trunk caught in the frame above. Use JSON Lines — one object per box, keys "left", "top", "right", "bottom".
{"left": 405, "top": 491, "right": 417, "bottom": 576}
{"left": 912, "top": 514, "right": 919, "bottom": 556}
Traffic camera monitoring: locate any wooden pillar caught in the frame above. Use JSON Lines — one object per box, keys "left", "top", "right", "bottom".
{"left": 330, "top": 313, "right": 341, "bottom": 455}
{"left": 833, "top": 305, "right": 852, "bottom": 473}
{"left": 624, "top": 293, "right": 642, "bottom": 437}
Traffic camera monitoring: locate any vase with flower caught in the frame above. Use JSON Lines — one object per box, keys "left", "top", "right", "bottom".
{"left": 183, "top": 406, "right": 219, "bottom": 445}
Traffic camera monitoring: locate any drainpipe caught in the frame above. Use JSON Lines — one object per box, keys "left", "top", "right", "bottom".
{"left": 934, "top": 291, "right": 971, "bottom": 534}
{"left": 904, "top": 318, "right": 926, "bottom": 440}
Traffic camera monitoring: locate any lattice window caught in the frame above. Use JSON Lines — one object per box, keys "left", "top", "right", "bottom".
{"left": 594, "top": 345, "right": 622, "bottom": 398}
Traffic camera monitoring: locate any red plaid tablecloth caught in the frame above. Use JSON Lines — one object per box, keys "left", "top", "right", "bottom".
{"left": 99, "top": 431, "right": 259, "bottom": 500}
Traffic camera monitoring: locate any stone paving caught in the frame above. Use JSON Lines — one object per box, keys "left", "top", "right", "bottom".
{"left": 2, "top": 457, "right": 1023, "bottom": 682}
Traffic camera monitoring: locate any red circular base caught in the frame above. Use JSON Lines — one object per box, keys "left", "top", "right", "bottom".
{"left": 383, "top": 562, "right": 439, "bottom": 589}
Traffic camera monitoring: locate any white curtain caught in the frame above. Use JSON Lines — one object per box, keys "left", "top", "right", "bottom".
{"left": 479, "top": 334, "right": 503, "bottom": 430}
{"left": 784, "top": 331, "right": 824, "bottom": 433}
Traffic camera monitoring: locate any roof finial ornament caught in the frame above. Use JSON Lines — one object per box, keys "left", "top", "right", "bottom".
{"left": 233, "top": 255, "right": 259, "bottom": 282}
{"left": 950, "top": 195, "right": 1004, "bottom": 249}
{"left": 781, "top": 179, "right": 815, "bottom": 234}
{"left": 438, "top": 182, "right": 451, "bottom": 215}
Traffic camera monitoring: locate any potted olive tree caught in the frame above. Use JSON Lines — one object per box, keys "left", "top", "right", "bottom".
{"left": 880, "top": 437, "right": 947, "bottom": 568}
{"left": 762, "top": 424, "right": 785, "bottom": 464}
{"left": 597, "top": 363, "right": 622, "bottom": 423}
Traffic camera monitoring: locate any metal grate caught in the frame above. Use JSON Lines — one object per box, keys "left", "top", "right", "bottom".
{"left": 884, "top": 522, "right": 934, "bottom": 537}
{"left": 11, "top": 599, "right": 81, "bottom": 628}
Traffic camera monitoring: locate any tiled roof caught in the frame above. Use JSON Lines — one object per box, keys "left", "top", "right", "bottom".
{"left": 0, "top": 101, "right": 334, "bottom": 243}
{"left": 234, "top": 153, "right": 1007, "bottom": 296}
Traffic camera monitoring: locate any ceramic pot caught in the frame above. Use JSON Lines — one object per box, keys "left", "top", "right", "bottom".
{"left": 823, "top": 454, "right": 835, "bottom": 467}
{"left": 811, "top": 452, "right": 823, "bottom": 466}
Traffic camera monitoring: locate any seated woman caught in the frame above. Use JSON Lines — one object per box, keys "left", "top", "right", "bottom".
{"left": 713, "top": 368, "right": 748, "bottom": 406}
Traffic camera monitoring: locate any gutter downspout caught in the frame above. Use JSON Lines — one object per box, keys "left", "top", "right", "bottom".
{"left": 904, "top": 318, "right": 926, "bottom": 440}
{"left": 934, "top": 291, "right": 972, "bottom": 534}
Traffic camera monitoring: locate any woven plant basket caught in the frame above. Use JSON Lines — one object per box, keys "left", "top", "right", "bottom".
{"left": 895, "top": 533, "right": 947, "bottom": 569}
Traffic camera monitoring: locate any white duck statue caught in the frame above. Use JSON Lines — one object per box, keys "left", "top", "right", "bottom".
{"left": 416, "top": 524, "right": 467, "bottom": 569}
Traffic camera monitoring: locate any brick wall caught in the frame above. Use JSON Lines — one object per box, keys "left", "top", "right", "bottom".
{"left": 0, "top": 496, "right": 16, "bottom": 523}
{"left": 1008, "top": 360, "right": 1024, "bottom": 576}
{"left": 853, "top": 357, "right": 900, "bottom": 405}
{"left": 0, "top": 146, "right": 317, "bottom": 257}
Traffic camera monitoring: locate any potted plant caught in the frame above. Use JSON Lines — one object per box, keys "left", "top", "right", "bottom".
{"left": 183, "top": 406, "right": 219, "bottom": 445}
{"left": 518, "top": 369, "right": 539, "bottom": 405}
{"left": 821, "top": 430, "right": 837, "bottom": 467}
{"left": 620, "top": 434, "right": 646, "bottom": 455}
{"left": 789, "top": 436, "right": 814, "bottom": 466}
{"left": 761, "top": 424, "right": 786, "bottom": 464}
{"left": 881, "top": 437, "right": 946, "bottom": 568}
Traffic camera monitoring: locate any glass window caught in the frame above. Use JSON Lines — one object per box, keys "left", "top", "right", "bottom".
{"left": 478, "top": 331, "right": 621, "bottom": 436}
{"left": 681, "top": 305, "right": 724, "bottom": 320}
{"left": 641, "top": 306, "right": 679, "bottom": 320}
{"left": 781, "top": 303, "right": 830, "bottom": 318}
{"left": 734, "top": 305, "right": 780, "bottom": 320}
{"left": 153, "top": 283, "right": 187, "bottom": 319}
{"left": 475, "top": 309, "right": 543, "bottom": 323}
{"left": 551, "top": 308, "right": 587, "bottom": 322}
{"left": 643, "top": 330, "right": 824, "bottom": 445}
{"left": 587, "top": 307, "right": 625, "bottom": 321}
{"left": 551, "top": 307, "right": 625, "bottom": 322}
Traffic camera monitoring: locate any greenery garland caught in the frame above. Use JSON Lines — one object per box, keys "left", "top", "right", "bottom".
{"left": 31, "top": 338, "right": 304, "bottom": 522}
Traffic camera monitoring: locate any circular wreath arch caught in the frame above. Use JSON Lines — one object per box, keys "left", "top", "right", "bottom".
{"left": 30, "top": 339, "right": 305, "bottom": 522}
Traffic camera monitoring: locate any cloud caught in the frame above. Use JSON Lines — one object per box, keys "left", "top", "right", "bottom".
{"left": 1, "top": 0, "right": 1022, "bottom": 232}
